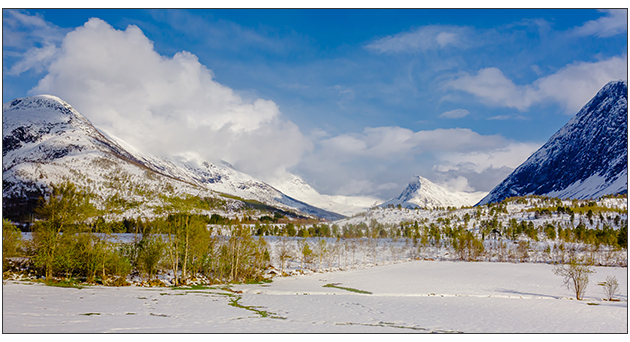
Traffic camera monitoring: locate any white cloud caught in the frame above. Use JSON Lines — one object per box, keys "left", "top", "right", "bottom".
{"left": 487, "top": 114, "right": 529, "bottom": 121}
{"left": 31, "top": 18, "right": 311, "bottom": 180}
{"left": 530, "top": 65, "right": 543, "bottom": 76}
{"left": 439, "top": 108, "right": 470, "bottom": 119}
{"left": 572, "top": 9, "right": 627, "bottom": 38}
{"left": 295, "top": 125, "right": 518, "bottom": 197}
{"left": 534, "top": 56, "right": 628, "bottom": 113}
{"left": 435, "top": 142, "right": 542, "bottom": 174}
{"left": 2, "top": 10, "right": 68, "bottom": 75}
{"left": 438, "top": 175, "right": 475, "bottom": 193}
{"left": 431, "top": 142, "right": 543, "bottom": 192}
{"left": 443, "top": 56, "right": 627, "bottom": 113}
{"left": 377, "top": 182, "right": 399, "bottom": 191}
{"left": 443, "top": 67, "right": 540, "bottom": 111}
{"left": 318, "top": 126, "right": 505, "bottom": 160}
{"left": 7, "top": 43, "right": 59, "bottom": 75}
{"left": 337, "top": 179, "right": 378, "bottom": 196}
{"left": 487, "top": 115, "right": 511, "bottom": 121}
{"left": 365, "top": 25, "right": 476, "bottom": 53}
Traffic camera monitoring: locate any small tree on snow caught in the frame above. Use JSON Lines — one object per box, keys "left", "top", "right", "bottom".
{"left": 275, "top": 237, "right": 293, "bottom": 275}
{"left": 298, "top": 239, "right": 313, "bottom": 272}
{"left": 601, "top": 275, "right": 619, "bottom": 301}
{"left": 553, "top": 258, "right": 594, "bottom": 300}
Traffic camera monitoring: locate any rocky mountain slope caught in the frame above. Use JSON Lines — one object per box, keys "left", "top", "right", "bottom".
{"left": 380, "top": 175, "right": 487, "bottom": 209}
{"left": 2, "top": 95, "right": 343, "bottom": 221}
{"left": 478, "top": 80, "right": 628, "bottom": 205}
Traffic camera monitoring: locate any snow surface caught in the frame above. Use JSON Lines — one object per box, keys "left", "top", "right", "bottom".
{"left": 3, "top": 261, "right": 626, "bottom": 333}
{"left": 547, "top": 171, "right": 628, "bottom": 200}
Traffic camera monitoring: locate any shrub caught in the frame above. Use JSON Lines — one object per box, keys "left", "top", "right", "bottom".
{"left": 3, "top": 219, "right": 23, "bottom": 270}
{"left": 601, "top": 275, "right": 619, "bottom": 301}
{"left": 553, "top": 258, "right": 594, "bottom": 300}
{"left": 135, "top": 233, "right": 164, "bottom": 279}
{"left": 104, "top": 247, "right": 132, "bottom": 279}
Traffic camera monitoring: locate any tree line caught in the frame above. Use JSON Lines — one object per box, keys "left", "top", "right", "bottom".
{"left": 3, "top": 182, "right": 272, "bottom": 286}
{"left": 3, "top": 181, "right": 627, "bottom": 286}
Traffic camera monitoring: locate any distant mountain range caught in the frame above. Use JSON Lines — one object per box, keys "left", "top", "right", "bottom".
{"left": 478, "top": 80, "right": 628, "bottom": 205}
{"left": 4, "top": 80, "right": 626, "bottom": 221}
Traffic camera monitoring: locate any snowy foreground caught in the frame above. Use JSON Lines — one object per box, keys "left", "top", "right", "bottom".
{"left": 3, "top": 260, "right": 627, "bottom": 333}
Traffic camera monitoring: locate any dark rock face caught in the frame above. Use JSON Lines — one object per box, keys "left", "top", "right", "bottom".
{"left": 478, "top": 80, "right": 628, "bottom": 205}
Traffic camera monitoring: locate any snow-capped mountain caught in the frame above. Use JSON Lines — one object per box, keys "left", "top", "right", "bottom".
{"left": 380, "top": 175, "right": 488, "bottom": 209}
{"left": 478, "top": 80, "right": 628, "bottom": 205}
{"left": 267, "top": 173, "right": 381, "bottom": 216}
{"left": 2, "top": 95, "right": 344, "bottom": 221}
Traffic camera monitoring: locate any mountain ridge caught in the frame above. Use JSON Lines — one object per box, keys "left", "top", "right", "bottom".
{"left": 477, "top": 80, "right": 628, "bottom": 205}
{"left": 2, "top": 95, "right": 344, "bottom": 221}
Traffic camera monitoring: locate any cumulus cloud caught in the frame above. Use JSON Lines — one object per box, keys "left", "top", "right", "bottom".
{"left": 439, "top": 108, "right": 470, "bottom": 119}
{"left": 443, "top": 56, "right": 627, "bottom": 113}
{"left": 31, "top": 18, "right": 311, "bottom": 179}
{"left": 365, "top": 25, "right": 478, "bottom": 53}
{"left": 572, "top": 9, "right": 627, "bottom": 38}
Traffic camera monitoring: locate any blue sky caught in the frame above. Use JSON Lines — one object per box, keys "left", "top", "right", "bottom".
{"left": 2, "top": 8, "right": 628, "bottom": 200}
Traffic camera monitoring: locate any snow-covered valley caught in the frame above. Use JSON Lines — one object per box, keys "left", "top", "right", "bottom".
{"left": 3, "top": 9, "right": 629, "bottom": 335}
{"left": 3, "top": 260, "right": 626, "bottom": 333}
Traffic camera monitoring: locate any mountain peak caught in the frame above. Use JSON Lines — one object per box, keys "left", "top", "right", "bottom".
{"left": 5, "top": 95, "right": 79, "bottom": 115}
{"left": 478, "top": 80, "right": 628, "bottom": 205}
{"left": 3, "top": 94, "right": 346, "bottom": 221}
{"left": 383, "top": 175, "right": 487, "bottom": 209}
{"left": 3, "top": 95, "right": 91, "bottom": 134}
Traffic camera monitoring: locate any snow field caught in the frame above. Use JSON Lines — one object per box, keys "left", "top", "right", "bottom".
{"left": 3, "top": 260, "right": 626, "bottom": 333}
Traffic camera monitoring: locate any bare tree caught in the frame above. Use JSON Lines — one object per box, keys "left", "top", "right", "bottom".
{"left": 601, "top": 275, "right": 619, "bottom": 301}
{"left": 275, "top": 237, "right": 293, "bottom": 275}
{"left": 348, "top": 239, "right": 357, "bottom": 268}
{"left": 553, "top": 259, "right": 594, "bottom": 300}
{"left": 314, "top": 238, "right": 328, "bottom": 272}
